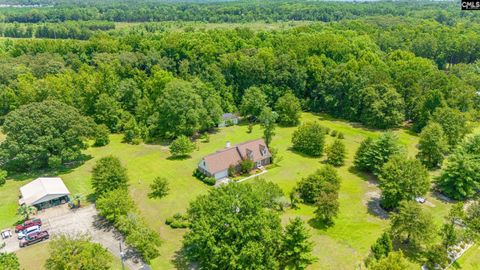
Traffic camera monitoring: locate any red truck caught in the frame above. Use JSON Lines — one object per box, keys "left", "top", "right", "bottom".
{"left": 15, "top": 218, "right": 42, "bottom": 233}
{"left": 19, "top": 231, "right": 49, "bottom": 248}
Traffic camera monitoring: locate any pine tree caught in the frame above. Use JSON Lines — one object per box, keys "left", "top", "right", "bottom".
{"left": 326, "top": 139, "right": 346, "bottom": 166}
{"left": 280, "top": 217, "right": 316, "bottom": 270}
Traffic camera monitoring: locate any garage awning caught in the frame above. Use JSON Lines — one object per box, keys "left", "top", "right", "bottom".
{"left": 19, "top": 177, "right": 70, "bottom": 206}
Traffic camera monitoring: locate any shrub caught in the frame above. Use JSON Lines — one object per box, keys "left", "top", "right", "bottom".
{"left": 148, "top": 177, "right": 169, "bottom": 199}
{"left": 203, "top": 177, "right": 216, "bottom": 186}
{"left": 240, "top": 159, "right": 255, "bottom": 174}
{"left": 94, "top": 124, "right": 110, "bottom": 147}
{"left": 228, "top": 165, "right": 236, "bottom": 177}
{"left": 326, "top": 139, "right": 346, "bottom": 167}
{"left": 166, "top": 212, "right": 189, "bottom": 229}
{"left": 324, "top": 127, "right": 330, "bottom": 135}
{"left": 330, "top": 130, "right": 337, "bottom": 137}
{"left": 338, "top": 132, "right": 345, "bottom": 139}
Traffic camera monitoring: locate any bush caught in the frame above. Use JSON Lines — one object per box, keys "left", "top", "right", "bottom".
{"left": 326, "top": 139, "right": 346, "bottom": 167}
{"left": 330, "top": 130, "right": 338, "bottom": 137}
{"left": 338, "top": 132, "right": 345, "bottom": 139}
{"left": 94, "top": 124, "right": 110, "bottom": 147}
{"left": 240, "top": 159, "right": 255, "bottom": 174}
{"left": 148, "top": 177, "right": 169, "bottom": 199}
{"left": 291, "top": 122, "right": 326, "bottom": 157}
{"left": 203, "top": 177, "right": 216, "bottom": 186}
{"left": 170, "top": 135, "right": 195, "bottom": 157}
{"left": 324, "top": 127, "right": 330, "bottom": 135}
{"left": 166, "top": 212, "right": 189, "bottom": 229}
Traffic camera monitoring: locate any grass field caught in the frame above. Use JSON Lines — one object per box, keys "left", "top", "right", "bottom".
{"left": 0, "top": 112, "right": 477, "bottom": 269}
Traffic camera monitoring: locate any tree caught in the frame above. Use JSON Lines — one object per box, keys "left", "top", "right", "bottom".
{"left": 291, "top": 122, "right": 326, "bottom": 157}
{"left": 239, "top": 86, "right": 268, "bottom": 120}
{"left": 295, "top": 165, "right": 341, "bottom": 204}
{"left": 17, "top": 205, "right": 36, "bottom": 220}
{"left": 465, "top": 200, "right": 480, "bottom": 240}
{"left": 0, "top": 251, "right": 20, "bottom": 270}
{"left": 148, "top": 177, "right": 169, "bottom": 199}
{"left": 45, "top": 234, "right": 112, "bottom": 270}
{"left": 389, "top": 201, "right": 436, "bottom": 254}
{"left": 424, "top": 245, "right": 449, "bottom": 270}
{"left": 370, "top": 232, "right": 393, "bottom": 260}
{"left": 123, "top": 116, "right": 142, "bottom": 144}
{"left": 0, "top": 100, "right": 94, "bottom": 171}
{"left": 378, "top": 155, "right": 430, "bottom": 210}
{"left": 275, "top": 91, "right": 301, "bottom": 126}
{"left": 169, "top": 135, "right": 195, "bottom": 157}
{"left": 359, "top": 84, "right": 405, "bottom": 129}
{"left": 94, "top": 124, "right": 110, "bottom": 147}
{"left": 436, "top": 151, "right": 480, "bottom": 200}
{"left": 94, "top": 93, "right": 122, "bottom": 132}
{"left": 354, "top": 132, "right": 402, "bottom": 174}
{"left": 314, "top": 188, "right": 340, "bottom": 224}
{"left": 153, "top": 79, "right": 208, "bottom": 138}
{"left": 91, "top": 156, "right": 129, "bottom": 196}
{"left": 326, "top": 139, "right": 346, "bottom": 166}
{"left": 431, "top": 107, "right": 469, "bottom": 149}
{"left": 183, "top": 182, "right": 284, "bottom": 269}
{"left": 416, "top": 122, "right": 448, "bottom": 169}
{"left": 96, "top": 188, "right": 135, "bottom": 223}
{"left": 280, "top": 217, "right": 316, "bottom": 270}
{"left": 0, "top": 169, "right": 7, "bottom": 186}
{"left": 368, "top": 251, "right": 410, "bottom": 270}
{"left": 259, "top": 107, "right": 277, "bottom": 146}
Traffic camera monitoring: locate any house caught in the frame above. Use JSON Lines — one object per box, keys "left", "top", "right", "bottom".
{"left": 218, "top": 113, "right": 239, "bottom": 127}
{"left": 19, "top": 177, "right": 70, "bottom": 210}
{"left": 198, "top": 138, "right": 271, "bottom": 180}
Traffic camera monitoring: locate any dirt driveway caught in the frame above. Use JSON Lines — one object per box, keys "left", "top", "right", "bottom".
{"left": 1, "top": 205, "right": 148, "bottom": 270}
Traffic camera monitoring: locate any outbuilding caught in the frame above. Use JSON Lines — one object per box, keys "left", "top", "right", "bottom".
{"left": 19, "top": 177, "right": 70, "bottom": 210}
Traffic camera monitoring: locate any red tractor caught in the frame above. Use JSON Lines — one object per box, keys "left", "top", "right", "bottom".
{"left": 15, "top": 218, "right": 42, "bottom": 233}
{"left": 19, "top": 231, "right": 49, "bottom": 248}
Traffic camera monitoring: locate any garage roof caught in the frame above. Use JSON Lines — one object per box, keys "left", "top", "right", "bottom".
{"left": 19, "top": 177, "right": 70, "bottom": 206}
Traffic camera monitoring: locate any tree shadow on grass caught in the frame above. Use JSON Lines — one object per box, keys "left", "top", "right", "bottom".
{"left": 367, "top": 197, "right": 389, "bottom": 220}
{"left": 348, "top": 166, "right": 377, "bottom": 185}
{"left": 8, "top": 154, "right": 93, "bottom": 182}
{"left": 308, "top": 217, "right": 334, "bottom": 230}
{"left": 287, "top": 147, "right": 322, "bottom": 160}
{"left": 167, "top": 155, "right": 192, "bottom": 161}
{"left": 431, "top": 191, "right": 455, "bottom": 203}
{"left": 172, "top": 248, "right": 199, "bottom": 270}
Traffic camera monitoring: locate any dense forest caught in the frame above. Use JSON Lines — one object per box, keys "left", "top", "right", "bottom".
{"left": 0, "top": 1, "right": 480, "bottom": 270}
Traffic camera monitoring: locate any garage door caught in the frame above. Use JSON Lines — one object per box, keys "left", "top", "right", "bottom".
{"left": 214, "top": 170, "right": 228, "bottom": 180}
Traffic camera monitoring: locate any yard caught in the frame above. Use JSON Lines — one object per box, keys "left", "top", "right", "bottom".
{"left": 0, "top": 112, "right": 477, "bottom": 269}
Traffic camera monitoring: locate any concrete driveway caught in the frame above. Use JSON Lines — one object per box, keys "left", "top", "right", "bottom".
{"left": 1, "top": 205, "right": 147, "bottom": 270}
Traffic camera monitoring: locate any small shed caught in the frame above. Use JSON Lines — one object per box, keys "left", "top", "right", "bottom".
{"left": 19, "top": 177, "right": 70, "bottom": 210}
{"left": 218, "top": 113, "right": 239, "bottom": 127}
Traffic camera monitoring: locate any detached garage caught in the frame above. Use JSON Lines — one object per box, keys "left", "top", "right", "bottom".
{"left": 19, "top": 177, "right": 70, "bottom": 210}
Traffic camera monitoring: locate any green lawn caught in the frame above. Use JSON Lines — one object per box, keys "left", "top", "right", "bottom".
{"left": 0, "top": 112, "right": 476, "bottom": 269}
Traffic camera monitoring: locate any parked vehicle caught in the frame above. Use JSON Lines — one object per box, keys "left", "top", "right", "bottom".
{"left": 17, "top": 225, "right": 41, "bottom": 239}
{"left": 19, "top": 231, "right": 49, "bottom": 248}
{"left": 15, "top": 218, "right": 42, "bottom": 232}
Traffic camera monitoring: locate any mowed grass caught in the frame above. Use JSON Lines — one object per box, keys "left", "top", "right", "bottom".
{"left": 0, "top": 112, "right": 475, "bottom": 269}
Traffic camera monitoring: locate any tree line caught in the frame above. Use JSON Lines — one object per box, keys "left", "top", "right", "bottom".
{"left": 0, "top": 1, "right": 473, "bottom": 24}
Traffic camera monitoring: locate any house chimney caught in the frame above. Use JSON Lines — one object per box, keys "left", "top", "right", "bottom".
{"left": 226, "top": 141, "right": 231, "bottom": 148}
